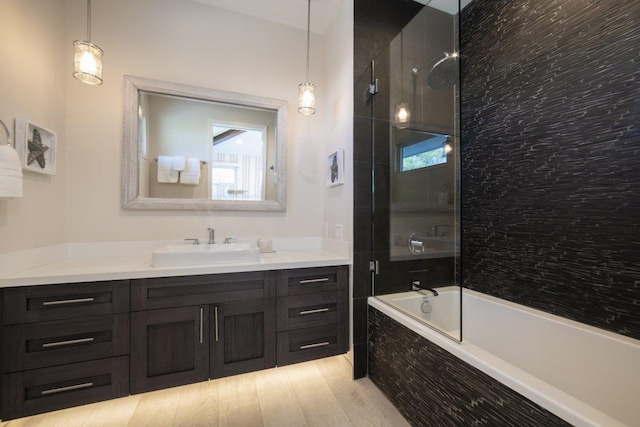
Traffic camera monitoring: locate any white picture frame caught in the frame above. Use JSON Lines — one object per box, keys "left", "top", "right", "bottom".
{"left": 15, "top": 117, "right": 57, "bottom": 175}
{"left": 326, "top": 148, "right": 344, "bottom": 187}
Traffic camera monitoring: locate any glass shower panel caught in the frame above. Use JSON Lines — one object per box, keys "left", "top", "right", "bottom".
{"left": 371, "top": 3, "right": 461, "bottom": 341}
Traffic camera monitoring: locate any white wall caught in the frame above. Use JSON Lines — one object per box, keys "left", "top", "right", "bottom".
{"left": 0, "top": 0, "right": 67, "bottom": 255}
{"left": 0, "top": 0, "right": 353, "bottom": 255}
{"left": 321, "top": 0, "right": 354, "bottom": 243}
{"left": 63, "top": 0, "right": 327, "bottom": 243}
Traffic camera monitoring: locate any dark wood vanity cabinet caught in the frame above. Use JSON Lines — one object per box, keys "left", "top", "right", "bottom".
{"left": 130, "top": 271, "right": 277, "bottom": 394}
{"left": 276, "top": 266, "right": 349, "bottom": 365}
{"left": 1, "top": 280, "right": 130, "bottom": 420}
{"left": 0, "top": 265, "right": 348, "bottom": 420}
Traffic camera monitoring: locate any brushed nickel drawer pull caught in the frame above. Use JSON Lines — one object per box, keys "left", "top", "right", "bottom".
{"left": 41, "top": 382, "right": 94, "bottom": 396}
{"left": 42, "top": 337, "right": 95, "bottom": 348}
{"left": 199, "top": 307, "right": 204, "bottom": 344}
{"left": 299, "top": 278, "right": 330, "bottom": 284}
{"left": 42, "top": 297, "right": 95, "bottom": 306}
{"left": 299, "top": 308, "right": 330, "bottom": 316}
{"left": 214, "top": 306, "right": 219, "bottom": 342}
{"left": 300, "top": 341, "right": 330, "bottom": 350}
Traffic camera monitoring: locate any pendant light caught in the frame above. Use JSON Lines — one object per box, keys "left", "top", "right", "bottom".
{"left": 298, "top": 0, "right": 315, "bottom": 115}
{"left": 73, "top": 0, "right": 103, "bottom": 85}
{"left": 394, "top": 31, "right": 410, "bottom": 128}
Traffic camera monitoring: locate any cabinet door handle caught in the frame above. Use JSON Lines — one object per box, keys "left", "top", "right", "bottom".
{"left": 214, "top": 306, "right": 219, "bottom": 342}
{"left": 299, "top": 278, "right": 330, "bottom": 284}
{"left": 42, "top": 337, "right": 95, "bottom": 349}
{"left": 199, "top": 307, "right": 204, "bottom": 344}
{"left": 300, "top": 341, "right": 330, "bottom": 350}
{"left": 42, "top": 297, "right": 95, "bottom": 306}
{"left": 299, "top": 308, "right": 329, "bottom": 316}
{"left": 41, "top": 382, "right": 94, "bottom": 396}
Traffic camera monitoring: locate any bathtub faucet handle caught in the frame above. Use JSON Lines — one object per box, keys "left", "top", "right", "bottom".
{"left": 412, "top": 281, "right": 439, "bottom": 296}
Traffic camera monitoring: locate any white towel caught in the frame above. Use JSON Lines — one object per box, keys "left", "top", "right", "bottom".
{"left": 157, "top": 155, "right": 178, "bottom": 183}
{"left": 0, "top": 145, "right": 23, "bottom": 199}
{"left": 172, "top": 156, "right": 186, "bottom": 172}
{"left": 180, "top": 157, "right": 201, "bottom": 185}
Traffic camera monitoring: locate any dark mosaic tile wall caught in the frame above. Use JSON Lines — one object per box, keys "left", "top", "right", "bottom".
{"left": 460, "top": 0, "right": 640, "bottom": 340}
{"left": 368, "top": 307, "right": 571, "bottom": 426}
{"left": 352, "top": 0, "right": 423, "bottom": 379}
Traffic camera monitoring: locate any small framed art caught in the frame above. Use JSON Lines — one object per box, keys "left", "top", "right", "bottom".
{"left": 326, "top": 148, "right": 344, "bottom": 187}
{"left": 15, "top": 117, "right": 57, "bottom": 175}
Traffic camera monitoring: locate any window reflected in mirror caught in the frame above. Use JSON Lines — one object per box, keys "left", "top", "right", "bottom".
{"left": 211, "top": 125, "right": 266, "bottom": 201}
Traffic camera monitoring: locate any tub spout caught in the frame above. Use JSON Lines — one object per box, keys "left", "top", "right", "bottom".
{"left": 411, "top": 281, "right": 438, "bottom": 296}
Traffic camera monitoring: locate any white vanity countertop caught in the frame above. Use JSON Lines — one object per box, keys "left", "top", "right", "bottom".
{"left": 0, "top": 238, "right": 351, "bottom": 288}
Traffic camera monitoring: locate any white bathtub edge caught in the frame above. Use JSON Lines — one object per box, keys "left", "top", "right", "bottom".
{"left": 368, "top": 296, "right": 627, "bottom": 427}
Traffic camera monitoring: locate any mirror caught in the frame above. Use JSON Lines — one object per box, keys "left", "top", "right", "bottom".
{"left": 122, "top": 75, "right": 287, "bottom": 211}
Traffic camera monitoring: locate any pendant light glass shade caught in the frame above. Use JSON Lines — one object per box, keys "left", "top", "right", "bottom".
{"left": 298, "top": 0, "right": 315, "bottom": 115}
{"left": 394, "top": 102, "right": 411, "bottom": 128}
{"left": 73, "top": 40, "right": 103, "bottom": 85}
{"left": 298, "top": 82, "right": 316, "bottom": 115}
{"left": 73, "top": 0, "right": 103, "bottom": 86}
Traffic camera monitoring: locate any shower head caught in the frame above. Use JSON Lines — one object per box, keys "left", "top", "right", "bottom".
{"left": 412, "top": 52, "right": 464, "bottom": 90}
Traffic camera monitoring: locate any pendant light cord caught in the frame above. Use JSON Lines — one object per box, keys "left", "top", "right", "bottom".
{"left": 87, "top": 0, "right": 92, "bottom": 41}
{"left": 305, "top": 0, "right": 311, "bottom": 82}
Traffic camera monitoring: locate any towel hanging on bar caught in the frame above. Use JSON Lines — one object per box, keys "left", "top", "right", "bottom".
{"left": 0, "top": 119, "right": 23, "bottom": 199}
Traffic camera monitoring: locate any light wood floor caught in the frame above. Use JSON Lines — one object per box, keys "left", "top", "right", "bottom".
{"left": 0, "top": 356, "right": 409, "bottom": 427}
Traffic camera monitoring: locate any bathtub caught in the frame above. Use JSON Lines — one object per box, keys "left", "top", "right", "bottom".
{"left": 369, "top": 288, "right": 640, "bottom": 427}
{"left": 376, "top": 286, "right": 461, "bottom": 338}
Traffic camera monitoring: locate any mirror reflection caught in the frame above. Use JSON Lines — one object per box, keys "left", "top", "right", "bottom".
{"left": 390, "top": 127, "right": 456, "bottom": 262}
{"left": 140, "top": 92, "right": 276, "bottom": 202}
{"left": 122, "top": 75, "right": 287, "bottom": 211}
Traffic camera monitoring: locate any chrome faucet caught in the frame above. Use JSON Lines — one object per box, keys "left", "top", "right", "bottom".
{"left": 185, "top": 238, "right": 200, "bottom": 245}
{"left": 207, "top": 227, "right": 215, "bottom": 244}
{"left": 411, "top": 281, "right": 439, "bottom": 296}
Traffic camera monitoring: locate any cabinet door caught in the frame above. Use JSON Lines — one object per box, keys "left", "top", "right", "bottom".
{"left": 210, "top": 298, "right": 276, "bottom": 379}
{"left": 131, "top": 306, "right": 209, "bottom": 394}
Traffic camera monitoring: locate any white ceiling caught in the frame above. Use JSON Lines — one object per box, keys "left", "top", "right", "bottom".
{"left": 188, "top": 0, "right": 463, "bottom": 35}
{"left": 189, "top": 0, "right": 342, "bottom": 34}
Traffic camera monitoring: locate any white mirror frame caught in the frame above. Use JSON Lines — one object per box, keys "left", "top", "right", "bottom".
{"left": 122, "top": 75, "right": 287, "bottom": 211}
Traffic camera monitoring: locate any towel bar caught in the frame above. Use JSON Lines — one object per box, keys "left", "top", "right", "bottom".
{"left": 0, "top": 119, "right": 12, "bottom": 147}
{"left": 153, "top": 157, "right": 207, "bottom": 167}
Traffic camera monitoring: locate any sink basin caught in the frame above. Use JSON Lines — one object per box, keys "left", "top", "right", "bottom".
{"left": 152, "top": 242, "right": 260, "bottom": 267}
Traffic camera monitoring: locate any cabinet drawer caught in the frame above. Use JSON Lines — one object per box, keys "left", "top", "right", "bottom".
{"left": 3, "top": 280, "right": 130, "bottom": 325}
{"left": 131, "top": 271, "right": 276, "bottom": 311}
{"left": 276, "top": 322, "right": 348, "bottom": 366}
{"left": 277, "top": 266, "right": 348, "bottom": 297}
{"left": 1, "top": 356, "right": 129, "bottom": 420}
{"left": 277, "top": 290, "right": 348, "bottom": 332}
{"left": 3, "top": 314, "right": 129, "bottom": 373}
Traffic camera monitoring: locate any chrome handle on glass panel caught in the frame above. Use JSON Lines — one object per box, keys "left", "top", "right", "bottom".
{"left": 299, "top": 277, "right": 330, "bottom": 284}
{"left": 199, "top": 307, "right": 204, "bottom": 344}
{"left": 41, "top": 382, "right": 94, "bottom": 396}
{"left": 299, "top": 308, "right": 329, "bottom": 316}
{"left": 300, "top": 341, "right": 330, "bottom": 350}
{"left": 214, "top": 306, "right": 219, "bottom": 342}
{"left": 42, "top": 337, "right": 95, "bottom": 349}
{"left": 42, "top": 297, "right": 95, "bottom": 306}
